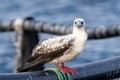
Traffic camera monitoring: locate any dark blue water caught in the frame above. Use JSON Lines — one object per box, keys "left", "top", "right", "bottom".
{"left": 0, "top": 0, "right": 120, "bottom": 73}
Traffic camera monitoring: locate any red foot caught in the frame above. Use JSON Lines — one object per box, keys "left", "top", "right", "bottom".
{"left": 55, "top": 63, "right": 75, "bottom": 74}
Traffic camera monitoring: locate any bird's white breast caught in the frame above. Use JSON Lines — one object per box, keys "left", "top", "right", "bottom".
{"left": 73, "top": 31, "right": 87, "bottom": 53}
{"left": 64, "top": 31, "right": 87, "bottom": 61}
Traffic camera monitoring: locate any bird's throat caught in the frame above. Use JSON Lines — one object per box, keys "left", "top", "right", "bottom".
{"left": 73, "top": 26, "right": 85, "bottom": 35}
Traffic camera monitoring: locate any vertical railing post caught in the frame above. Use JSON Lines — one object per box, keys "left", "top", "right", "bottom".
{"left": 14, "top": 17, "right": 44, "bottom": 72}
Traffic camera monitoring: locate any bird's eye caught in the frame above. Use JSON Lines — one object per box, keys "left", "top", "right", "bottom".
{"left": 81, "top": 21, "right": 83, "bottom": 24}
{"left": 75, "top": 22, "right": 77, "bottom": 24}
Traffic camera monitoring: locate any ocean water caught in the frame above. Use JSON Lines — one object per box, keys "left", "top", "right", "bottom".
{"left": 0, "top": 0, "right": 120, "bottom": 73}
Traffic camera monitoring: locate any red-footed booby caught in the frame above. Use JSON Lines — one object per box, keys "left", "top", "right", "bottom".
{"left": 17, "top": 18, "right": 87, "bottom": 74}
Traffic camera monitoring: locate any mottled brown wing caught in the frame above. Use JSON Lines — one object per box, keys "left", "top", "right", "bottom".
{"left": 28, "top": 36, "right": 74, "bottom": 64}
{"left": 17, "top": 35, "right": 75, "bottom": 72}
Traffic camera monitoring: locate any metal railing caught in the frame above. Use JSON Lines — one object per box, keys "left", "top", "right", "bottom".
{"left": 1, "top": 56, "right": 120, "bottom": 80}
{"left": 0, "top": 16, "right": 119, "bottom": 80}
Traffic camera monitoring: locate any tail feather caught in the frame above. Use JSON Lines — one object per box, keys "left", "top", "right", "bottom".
{"left": 17, "top": 63, "right": 33, "bottom": 72}
{"left": 17, "top": 60, "right": 44, "bottom": 72}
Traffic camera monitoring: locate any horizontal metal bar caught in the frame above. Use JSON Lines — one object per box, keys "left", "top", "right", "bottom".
{"left": 0, "top": 18, "right": 120, "bottom": 39}
{"left": 1, "top": 56, "right": 120, "bottom": 80}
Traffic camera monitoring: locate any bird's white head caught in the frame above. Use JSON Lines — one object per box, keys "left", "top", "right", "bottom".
{"left": 73, "top": 18, "right": 85, "bottom": 29}
{"left": 73, "top": 18, "right": 86, "bottom": 34}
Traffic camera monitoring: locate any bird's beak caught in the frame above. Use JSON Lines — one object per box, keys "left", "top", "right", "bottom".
{"left": 76, "top": 21, "right": 83, "bottom": 28}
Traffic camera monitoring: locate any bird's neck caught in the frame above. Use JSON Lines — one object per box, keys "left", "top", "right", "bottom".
{"left": 73, "top": 26, "right": 85, "bottom": 36}
{"left": 72, "top": 26, "right": 87, "bottom": 53}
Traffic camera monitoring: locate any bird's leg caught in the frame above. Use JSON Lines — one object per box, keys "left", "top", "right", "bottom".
{"left": 61, "top": 63, "right": 75, "bottom": 74}
{"left": 55, "top": 64, "right": 68, "bottom": 74}
{"left": 55, "top": 63, "right": 75, "bottom": 74}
